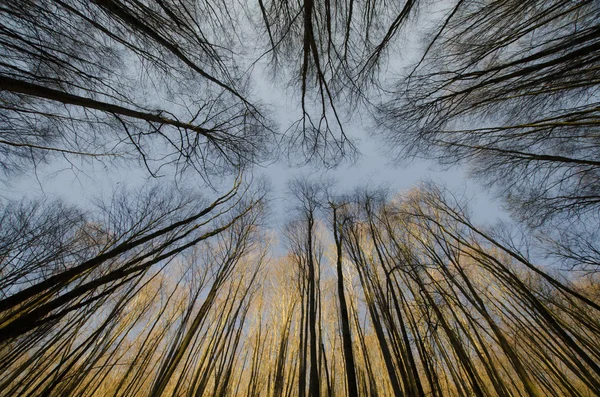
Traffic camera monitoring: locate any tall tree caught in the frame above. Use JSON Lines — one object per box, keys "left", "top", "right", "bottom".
{"left": 285, "top": 178, "right": 325, "bottom": 397}
{"left": 329, "top": 198, "right": 359, "bottom": 397}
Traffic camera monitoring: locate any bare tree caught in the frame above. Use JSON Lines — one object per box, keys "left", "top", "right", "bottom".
{"left": 0, "top": 0, "right": 274, "bottom": 180}
{"left": 377, "top": 0, "right": 600, "bottom": 230}
{"left": 328, "top": 197, "right": 359, "bottom": 397}
{"left": 0, "top": 178, "right": 266, "bottom": 343}
{"left": 252, "top": 0, "right": 425, "bottom": 166}
{"left": 285, "top": 178, "right": 325, "bottom": 397}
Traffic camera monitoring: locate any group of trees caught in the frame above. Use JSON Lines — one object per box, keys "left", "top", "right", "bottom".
{"left": 1, "top": 180, "right": 269, "bottom": 395}
{"left": 1, "top": 0, "right": 599, "bottom": 396}
{"left": 2, "top": 181, "right": 599, "bottom": 396}
{"left": 1, "top": 0, "right": 274, "bottom": 179}
{"left": 270, "top": 182, "right": 600, "bottom": 397}
{"left": 377, "top": 0, "right": 600, "bottom": 264}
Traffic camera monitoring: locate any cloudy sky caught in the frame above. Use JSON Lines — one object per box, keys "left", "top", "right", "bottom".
{"left": 2, "top": 83, "right": 508, "bottom": 240}
{"left": 1, "top": 7, "right": 510, "bottom": 240}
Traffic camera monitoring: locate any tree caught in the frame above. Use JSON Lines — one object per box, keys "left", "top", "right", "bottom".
{"left": 329, "top": 198, "right": 359, "bottom": 397}
{"left": 252, "top": 0, "right": 424, "bottom": 166}
{"left": 0, "top": 0, "right": 273, "bottom": 180}
{"left": 377, "top": 0, "right": 600, "bottom": 230}
{"left": 0, "top": 178, "right": 269, "bottom": 396}
{"left": 285, "top": 178, "right": 326, "bottom": 397}
{"left": 0, "top": 178, "right": 266, "bottom": 343}
{"left": 338, "top": 184, "right": 600, "bottom": 396}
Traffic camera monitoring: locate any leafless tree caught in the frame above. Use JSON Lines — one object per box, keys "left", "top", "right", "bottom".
{"left": 0, "top": 0, "right": 274, "bottom": 180}
{"left": 378, "top": 0, "right": 600, "bottom": 229}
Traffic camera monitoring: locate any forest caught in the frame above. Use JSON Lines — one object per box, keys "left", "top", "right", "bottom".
{"left": 1, "top": 0, "right": 599, "bottom": 396}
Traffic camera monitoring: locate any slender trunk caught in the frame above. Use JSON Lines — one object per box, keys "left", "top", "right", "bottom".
{"left": 332, "top": 207, "right": 359, "bottom": 397}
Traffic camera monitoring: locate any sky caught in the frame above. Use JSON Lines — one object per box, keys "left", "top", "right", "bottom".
{"left": 1, "top": 96, "right": 510, "bottom": 242}
{"left": 0, "top": 1, "right": 511, "bottom": 245}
